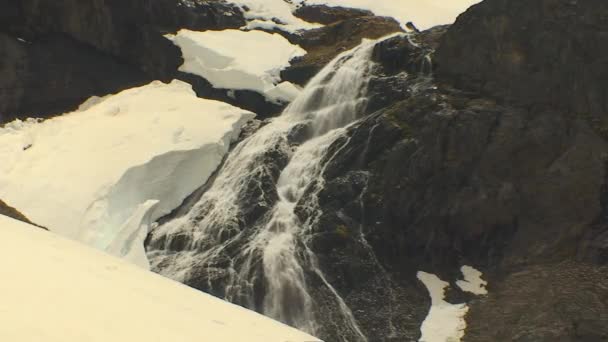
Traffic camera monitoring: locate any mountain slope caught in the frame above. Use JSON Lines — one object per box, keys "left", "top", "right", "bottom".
{"left": 0, "top": 214, "right": 320, "bottom": 342}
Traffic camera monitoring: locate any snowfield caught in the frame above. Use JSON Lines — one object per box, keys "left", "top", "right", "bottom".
{"left": 417, "top": 271, "right": 469, "bottom": 342}
{"left": 417, "top": 266, "right": 488, "bottom": 342}
{"left": 0, "top": 80, "right": 254, "bottom": 268}
{"left": 456, "top": 265, "right": 488, "bottom": 295}
{"left": 168, "top": 29, "right": 306, "bottom": 103}
{"left": 0, "top": 214, "right": 321, "bottom": 342}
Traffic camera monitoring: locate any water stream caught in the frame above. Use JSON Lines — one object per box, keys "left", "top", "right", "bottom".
{"left": 147, "top": 37, "right": 392, "bottom": 340}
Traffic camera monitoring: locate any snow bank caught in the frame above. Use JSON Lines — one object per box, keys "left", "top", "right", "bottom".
{"left": 417, "top": 271, "right": 469, "bottom": 342}
{"left": 299, "top": 0, "right": 481, "bottom": 30}
{"left": 456, "top": 265, "right": 488, "bottom": 295}
{"left": 0, "top": 80, "right": 254, "bottom": 268}
{"left": 169, "top": 29, "right": 305, "bottom": 104}
{"left": 227, "top": 0, "right": 321, "bottom": 32}
{"left": 0, "top": 214, "right": 321, "bottom": 342}
{"left": 226, "top": 0, "right": 479, "bottom": 32}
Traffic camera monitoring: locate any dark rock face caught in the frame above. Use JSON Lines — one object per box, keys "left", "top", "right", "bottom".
{"left": 302, "top": 0, "right": 608, "bottom": 340}
{"left": 293, "top": 5, "right": 373, "bottom": 25}
{"left": 435, "top": 0, "right": 608, "bottom": 129}
{"left": 465, "top": 262, "right": 608, "bottom": 341}
{"left": 0, "top": 33, "right": 149, "bottom": 123}
{"left": 314, "top": 73, "right": 608, "bottom": 341}
{"left": 5, "top": 0, "right": 244, "bottom": 78}
{"left": 0, "top": 0, "right": 245, "bottom": 123}
{"left": 282, "top": 16, "right": 403, "bottom": 86}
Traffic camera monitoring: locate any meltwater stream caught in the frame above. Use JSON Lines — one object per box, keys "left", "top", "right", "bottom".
{"left": 147, "top": 37, "right": 391, "bottom": 340}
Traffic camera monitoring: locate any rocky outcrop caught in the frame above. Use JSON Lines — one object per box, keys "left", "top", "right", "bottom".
{"left": 0, "top": 0, "right": 244, "bottom": 123}
{"left": 435, "top": 0, "right": 608, "bottom": 135}
{"left": 4, "top": 0, "right": 244, "bottom": 78}
{"left": 293, "top": 5, "right": 373, "bottom": 25}
{"left": 282, "top": 15, "right": 403, "bottom": 85}
{"left": 0, "top": 33, "right": 149, "bottom": 123}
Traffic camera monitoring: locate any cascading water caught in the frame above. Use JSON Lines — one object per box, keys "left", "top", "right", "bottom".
{"left": 147, "top": 36, "right": 397, "bottom": 340}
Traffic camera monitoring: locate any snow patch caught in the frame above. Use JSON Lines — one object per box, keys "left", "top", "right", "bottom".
{"left": 456, "top": 265, "right": 488, "bottom": 295}
{"left": 0, "top": 214, "right": 320, "bottom": 342}
{"left": 298, "top": 0, "right": 481, "bottom": 30}
{"left": 417, "top": 271, "right": 468, "bottom": 342}
{"left": 227, "top": 0, "right": 321, "bottom": 32}
{"left": 168, "top": 29, "right": 305, "bottom": 103}
{"left": 0, "top": 80, "right": 254, "bottom": 267}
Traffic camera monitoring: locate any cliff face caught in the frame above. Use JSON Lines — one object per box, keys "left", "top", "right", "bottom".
{"left": 435, "top": 0, "right": 608, "bottom": 134}
{"left": 313, "top": 0, "right": 608, "bottom": 340}
{"left": 0, "top": 0, "right": 244, "bottom": 122}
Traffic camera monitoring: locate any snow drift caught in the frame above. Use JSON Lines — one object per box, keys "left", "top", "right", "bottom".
{"left": 0, "top": 214, "right": 320, "bottom": 342}
{"left": 0, "top": 80, "right": 255, "bottom": 268}
{"left": 168, "top": 29, "right": 306, "bottom": 103}
{"left": 417, "top": 266, "right": 488, "bottom": 342}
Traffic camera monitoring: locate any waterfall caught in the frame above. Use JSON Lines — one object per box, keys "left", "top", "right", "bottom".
{"left": 147, "top": 37, "right": 392, "bottom": 340}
